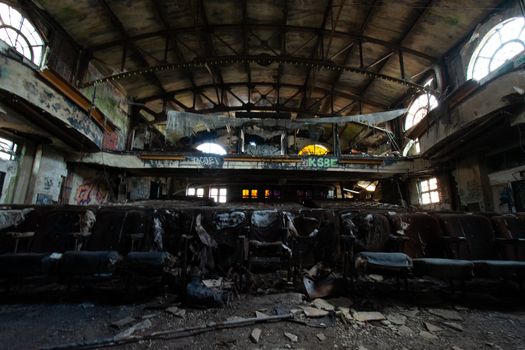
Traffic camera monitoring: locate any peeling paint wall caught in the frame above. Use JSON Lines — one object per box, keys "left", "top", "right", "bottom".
{"left": 31, "top": 146, "right": 68, "bottom": 204}
{"left": 0, "top": 48, "right": 103, "bottom": 148}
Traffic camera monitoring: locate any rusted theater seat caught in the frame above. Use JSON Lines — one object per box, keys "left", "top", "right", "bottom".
{"left": 436, "top": 214, "right": 525, "bottom": 281}
{"left": 389, "top": 212, "right": 474, "bottom": 282}
{"left": 242, "top": 210, "right": 291, "bottom": 278}
{"left": 347, "top": 212, "right": 413, "bottom": 281}
{"left": 491, "top": 214, "right": 525, "bottom": 260}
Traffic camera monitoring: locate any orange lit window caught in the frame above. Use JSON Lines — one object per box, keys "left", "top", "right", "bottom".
{"left": 242, "top": 189, "right": 249, "bottom": 199}
{"left": 264, "top": 189, "right": 271, "bottom": 199}
{"left": 251, "top": 189, "right": 258, "bottom": 199}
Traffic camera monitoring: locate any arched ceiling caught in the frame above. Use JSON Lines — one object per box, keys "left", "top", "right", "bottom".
{"left": 34, "top": 0, "right": 504, "bottom": 122}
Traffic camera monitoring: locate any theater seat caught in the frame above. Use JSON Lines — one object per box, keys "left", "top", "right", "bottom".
{"left": 124, "top": 251, "right": 175, "bottom": 275}
{"left": 0, "top": 253, "right": 59, "bottom": 277}
{"left": 356, "top": 252, "right": 413, "bottom": 272}
{"left": 471, "top": 260, "right": 525, "bottom": 280}
{"left": 413, "top": 258, "right": 474, "bottom": 280}
{"left": 58, "top": 251, "right": 121, "bottom": 277}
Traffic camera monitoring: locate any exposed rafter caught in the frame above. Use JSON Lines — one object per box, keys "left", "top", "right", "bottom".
{"left": 299, "top": 0, "right": 333, "bottom": 112}
{"left": 321, "top": 0, "right": 378, "bottom": 114}
{"left": 352, "top": 0, "right": 434, "bottom": 113}
{"left": 136, "top": 81, "right": 388, "bottom": 109}
{"left": 84, "top": 23, "right": 437, "bottom": 63}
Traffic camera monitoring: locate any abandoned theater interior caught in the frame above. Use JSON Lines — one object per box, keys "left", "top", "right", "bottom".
{"left": 0, "top": 0, "right": 525, "bottom": 349}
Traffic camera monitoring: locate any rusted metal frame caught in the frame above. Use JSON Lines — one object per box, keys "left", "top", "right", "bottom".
{"left": 320, "top": 0, "right": 378, "bottom": 115}
{"left": 136, "top": 81, "right": 387, "bottom": 109}
{"left": 305, "top": 92, "right": 331, "bottom": 112}
{"left": 96, "top": 0, "right": 168, "bottom": 100}
{"left": 198, "top": 0, "right": 225, "bottom": 105}
{"left": 276, "top": 0, "right": 288, "bottom": 110}
{"left": 150, "top": 0, "right": 199, "bottom": 88}
{"left": 150, "top": 0, "right": 205, "bottom": 110}
{"left": 226, "top": 88, "right": 246, "bottom": 106}
{"left": 83, "top": 55, "right": 430, "bottom": 96}
{"left": 213, "top": 33, "right": 239, "bottom": 55}
{"left": 325, "top": 0, "right": 346, "bottom": 60}
{"left": 335, "top": 100, "right": 356, "bottom": 115}
{"left": 199, "top": 90, "right": 219, "bottom": 107}
{"left": 300, "top": 0, "right": 334, "bottom": 111}
{"left": 85, "top": 24, "right": 436, "bottom": 63}
{"left": 353, "top": 0, "right": 434, "bottom": 113}
{"left": 242, "top": 0, "right": 251, "bottom": 87}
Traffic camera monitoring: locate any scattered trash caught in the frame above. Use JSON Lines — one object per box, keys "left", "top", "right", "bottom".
{"left": 424, "top": 322, "right": 443, "bottom": 333}
{"left": 255, "top": 311, "right": 269, "bottom": 318}
{"left": 166, "top": 306, "right": 186, "bottom": 318}
{"left": 186, "top": 275, "right": 231, "bottom": 307}
{"left": 352, "top": 311, "right": 385, "bottom": 322}
{"left": 427, "top": 309, "right": 463, "bottom": 321}
{"left": 312, "top": 298, "right": 335, "bottom": 311}
{"left": 303, "top": 306, "right": 329, "bottom": 318}
{"left": 419, "top": 330, "right": 438, "bottom": 340}
{"left": 284, "top": 332, "right": 298, "bottom": 342}
{"left": 443, "top": 322, "right": 464, "bottom": 332}
{"left": 115, "top": 319, "right": 152, "bottom": 340}
{"left": 316, "top": 333, "right": 327, "bottom": 341}
{"left": 250, "top": 328, "right": 262, "bottom": 343}
{"left": 110, "top": 316, "right": 136, "bottom": 329}
{"left": 386, "top": 313, "right": 406, "bottom": 325}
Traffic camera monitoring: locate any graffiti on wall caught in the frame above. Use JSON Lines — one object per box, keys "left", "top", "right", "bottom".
{"left": 75, "top": 178, "right": 109, "bottom": 205}
{"left": 187, "top": 156, "right": 224, "bottom": 168}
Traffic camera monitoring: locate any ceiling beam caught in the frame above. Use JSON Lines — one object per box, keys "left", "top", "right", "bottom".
{"left": 96, "top": 0, "right": 167, "bottom": 98}
{"left": 85, "top": 23, "right": 437, "bottom": 63}
{"left": 81, "top": 54, "right": 431, "bottom": 93}
{"left": 149, "top": 0, "right": 204, "bottom": 110}
{"left": 300, "top": 0, "right": 334, "bottom": 111}
{"left": 321, "top": 0, "right": 378, "bottom": 114}
{"left": 135, "top": 81, "right": 387, "bottom": 109}
{"left": 352, "top": 0, "right": 434, "bottom": 112}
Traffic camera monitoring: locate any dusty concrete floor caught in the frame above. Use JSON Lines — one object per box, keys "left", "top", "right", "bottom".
{"left": 0, "top": 279, "right": 524, "bottom": 350}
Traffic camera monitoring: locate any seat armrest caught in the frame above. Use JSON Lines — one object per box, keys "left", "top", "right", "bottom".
{"left": 5, "top": 231, "right": 35, "bottom": 239}
{"left": 495, "top": 237, "right": 525, "bottom": 243}
{"left": 66, "top": 231, "right": 92, "bottom": 238}
{"left": 441, "top": 236, "right": 467, "bottom": 242}
{"left": 389, "top": 234, "right": 409, "bottom": 252}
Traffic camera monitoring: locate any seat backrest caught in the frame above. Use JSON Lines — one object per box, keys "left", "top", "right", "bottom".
{"left": 30, "top": 208, "right": 89, "bottom": 253}
{"left": 492, "top": 215, "right": 525, "bottom": 239}
{"left": 85, "top": 208, "right": 126, "bottom": 251}
{"left": 120, "top": 209, "right": 154, "bottom": 253}
{"left": 250, "top": 210, "right": 283, "bottom": 242}
{"left": 388, "top": 212, "right": 444, "bottom": 258}
{"left": 435, "top": 214, "right": 495, "bottom": 260}
{"left": 348, "top": 212, "right": 393, "bottom": 252}
{"left": 491, "top": 214, "right": 525, "bottom": 260}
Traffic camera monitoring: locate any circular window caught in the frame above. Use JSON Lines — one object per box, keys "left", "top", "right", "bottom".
{"left": 196, "top": 142, "right": 227, "bottom": 155}
{"left": 404, "top": 93, "right": 438, "bottom": 130}
{"left": 0, "top": 3, "right": 45, "bottom": 65}
{"left": 468, "top": 17, "right": 525, "bottom": 81}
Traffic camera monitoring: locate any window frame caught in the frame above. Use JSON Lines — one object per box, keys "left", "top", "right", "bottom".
{"left": 418, "top": 177, "right": 440, "bottom": 205}
{"left": 467, "top": 17, "right": 525, "bottom": 82}
{"left": 404, "top": 93, "right": 439, "bottom": 131}
{"left": 0, "top": 3, "right": 45, "bottom": 66}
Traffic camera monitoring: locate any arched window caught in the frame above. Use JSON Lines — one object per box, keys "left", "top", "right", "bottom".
{"left": 0, "top": 3, "right": 44, "bottom": 65}
{"left": 298, "top": 144, "right": 329, "bottom": 156}
{"left": 404, "top": 93, "right": 438, "bottom": 130}
{"left": 196, "top": 142, "right": 227, "bottom": 155}
{"left": 468, "top": 17, "right": 525, "bottom": 81}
